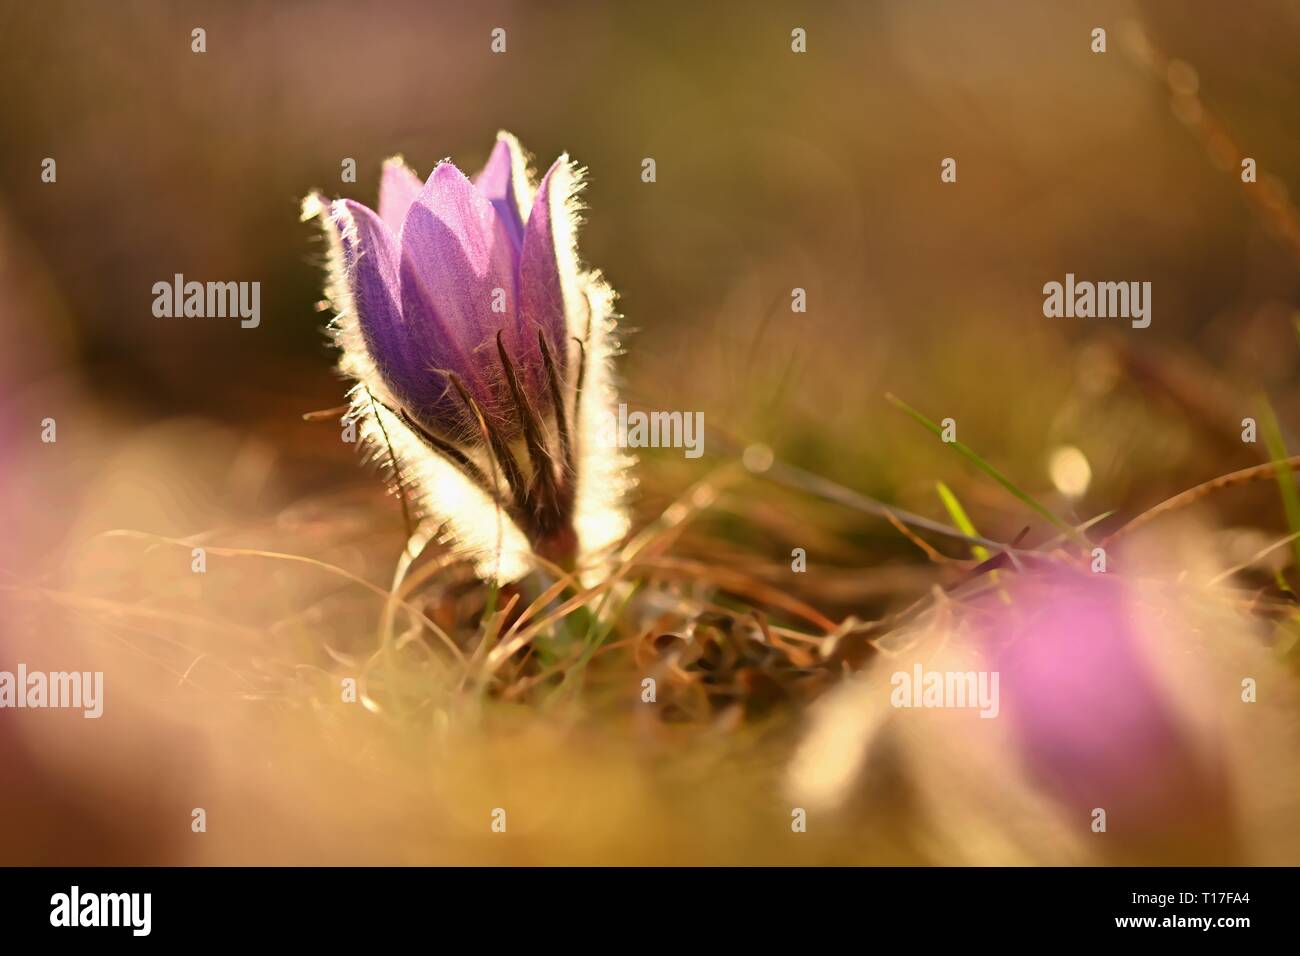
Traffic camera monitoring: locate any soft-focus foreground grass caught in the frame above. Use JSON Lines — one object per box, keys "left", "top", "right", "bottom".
{"left": 4, "top": 4, "right": 1300, "bottom": 864}
{"left": 5, "top": 300, "right": 1300, "bottom": 864}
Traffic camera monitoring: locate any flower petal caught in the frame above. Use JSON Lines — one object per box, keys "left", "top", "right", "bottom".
{"left": 519, "top": 157, "right": 579, "bottom": 376}
{"left": 378, "top": 157, "right": 423, "bottom": 236}
{"left": 335, "top": 198, "right": 460, "bottom": 429}
{"left": 988, "top": 571, "right": 1226, "bottom": 822}
{"left": 400, "top": 162, "right": 544, "bottom": 425}
{"left": 472, "top": 132, "right": 531, "bottom": 254}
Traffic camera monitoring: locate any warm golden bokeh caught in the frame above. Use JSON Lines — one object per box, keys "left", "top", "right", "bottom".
{"left": 2, "top": 1, "right": 1299, "bottom": 865}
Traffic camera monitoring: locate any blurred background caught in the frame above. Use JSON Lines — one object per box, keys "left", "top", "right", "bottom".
{"left": 2, "top": 0, "right": 1299, "bottom": 864}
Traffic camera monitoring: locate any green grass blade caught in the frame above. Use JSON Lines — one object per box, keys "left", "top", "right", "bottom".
{"left": 887, "top": 393, "right": 1086, "bottom": 546}
{"left": 1258, "top": 397, "right": 1300, "bottom": 574}
{"left": 935, "top": 481, "right": 991, "bottom": 562}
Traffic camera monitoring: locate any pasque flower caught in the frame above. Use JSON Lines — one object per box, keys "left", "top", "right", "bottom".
{"left": 790, "top": 564, "right": 1246, "bottom": 861}
{"left": 979, "top": 569, "right": 1232, "bottom": 842}
{"left": 304, "top": 133, "right": 630, "bottom": 581}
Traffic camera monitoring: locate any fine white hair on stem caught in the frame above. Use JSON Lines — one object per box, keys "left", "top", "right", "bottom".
{"left": 542, "top": 155, "right": 634, "bottom": 581}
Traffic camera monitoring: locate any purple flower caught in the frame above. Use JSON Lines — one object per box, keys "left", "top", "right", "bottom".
{"left": 305, "top": 134, "right": 630, "bottom": 579}
{"left": 335, "top": 139, "right": 568, "bottom": 440}
{"left": 979, "top": 569, "right": 1233, "bottom": 844}
{"left": 789, "top": 562, "right": 1248, "bottom": 860}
